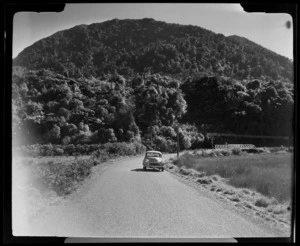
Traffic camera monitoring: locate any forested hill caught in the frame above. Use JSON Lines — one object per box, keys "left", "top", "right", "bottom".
{"left": 13, "top": 18, "right": 293, "bottom": 83}
{"left": 12, "top": 18, "right": 294, "bottom": 150}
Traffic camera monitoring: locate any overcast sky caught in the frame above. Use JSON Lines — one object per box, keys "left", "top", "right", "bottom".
{"left": 13, "top": 3, "right": 293, "bottom": 60}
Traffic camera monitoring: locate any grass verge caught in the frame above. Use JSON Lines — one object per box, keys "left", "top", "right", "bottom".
{"left": 173, "top": 151, "right": 293, "bottom": 203}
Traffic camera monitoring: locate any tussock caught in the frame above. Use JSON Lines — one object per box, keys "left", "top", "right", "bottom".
{"left": 254, "top": 198, "right": 270, "bottom": 208}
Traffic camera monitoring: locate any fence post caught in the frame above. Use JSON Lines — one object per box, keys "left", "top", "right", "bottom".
{"left": 177, "top": 126, "right": 179, "bottom": 158}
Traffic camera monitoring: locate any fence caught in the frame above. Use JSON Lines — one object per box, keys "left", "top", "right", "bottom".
{"left": 205, "top": 132, "right": 293, "bottom": 149}
{"left": 215, "top": 144, "right": 256, "bottom": 150}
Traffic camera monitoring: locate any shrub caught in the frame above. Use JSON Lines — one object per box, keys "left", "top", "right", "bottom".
{"left": 54, "top": 147, "right": 64, "bottom": 156}
{"left": 92, "top": 141, "right": 145, "bottom": 161}
{"left": 40, "top": 144, "right": 54, "bottom": 156}
{"left": 197, "top": 178, "right": 212, "bottom": 184}
{"left": 201, "top": 150, "right": 210, "bottom": 157}
{"left": 194, "top": 150, "right": 203, "bottom": 157}
{"left": 104, "top": 142, "right": 135, "bottom": 156}
{"left": 62, "top": 136, "right": 71, "bottom": 145}
{"left": 213, "top": 150, "right": 224, "bottom": 157}
{"left": 254, "top": 198, "right": 270, "bottom": 208}
{"left": 64, "top": 144, "right": 75, "bottom": 155}
{"left": 179, "top": 168, "right": 192, "bottom": 175}
{"left": 208, "top": 151, "right": 217, "bottom": 157}
{"left": 220, "top": 149, "right": 231, "bottom": 156}
{"left": 269, "top": 146, "right": 288, "bottom": 153}
{"left": 90, "top": 157, "right": 102, "bottom": 166}
{"left": 230, "top": 197, "right": 240, "bottom": 202}
{"left": 223, "top": 190, "right": 236, "bottom": 195}
{"left": 280, "top": 146, "right": 288, "bottom": 151}
{"left": 76, "top": 144, "right": 87, "bottom": 155}
{"left": 172, "top": 157, "right": 180, "bottom": 166}
{"left": 153, "top": 136, "right": 169, "bottom": 152}
{"left": 133, "top": 141, "right": 147, "bottom": 154}
{"left": 232, "top": 147, "right": 242, "bottom": 155}
{"left": 244, "top": 148, "right": 264, "bottom": 154}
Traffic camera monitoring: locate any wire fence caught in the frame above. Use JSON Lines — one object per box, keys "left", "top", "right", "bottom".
{"left": 205, "top": 132, "right": 293, "bottom": 149}
{"left": 214, "top": 144, "right": 256, "bottom": 150}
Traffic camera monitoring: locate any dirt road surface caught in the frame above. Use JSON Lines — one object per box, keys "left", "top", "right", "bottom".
{"left": 16, "top": 154, "right": 283, "bottom": 238}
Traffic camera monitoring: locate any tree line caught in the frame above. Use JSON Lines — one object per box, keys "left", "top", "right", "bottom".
{"left": 12, "top": 66, "right": 294, "bottom": 151}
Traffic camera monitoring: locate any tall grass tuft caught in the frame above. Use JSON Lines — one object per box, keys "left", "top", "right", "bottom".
{"left": 36, "top": 158, "right": 97, "bottom": 195}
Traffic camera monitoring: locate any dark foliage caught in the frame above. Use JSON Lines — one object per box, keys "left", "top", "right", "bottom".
{"left": 181, "top": 75, "right": 294, "bottom": 141}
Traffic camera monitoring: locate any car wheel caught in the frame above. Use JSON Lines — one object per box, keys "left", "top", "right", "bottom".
{"left": 143, "top": 166, "right": 146, "bottom": 170}
{"left": 161, "top": 167, "right": 164, "bottom": 172}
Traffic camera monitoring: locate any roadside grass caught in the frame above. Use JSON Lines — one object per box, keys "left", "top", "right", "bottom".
{"left": 173, "top": 152, "right": 293, "bottom": 203}
{"left": 13, "top": 156, "right": 99, "bottom": 198}
{"left": 14, "top": 141, "right": 146, "bottom": 157}
{"left": 13, "top": 141, "right": 146, "bottom": 197}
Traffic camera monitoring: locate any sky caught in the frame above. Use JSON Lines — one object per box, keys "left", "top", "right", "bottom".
{"left": 12, "top": 3, "right": 293, "bottom": 60}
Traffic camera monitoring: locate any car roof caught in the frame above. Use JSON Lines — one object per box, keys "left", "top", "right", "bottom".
{"left": 146, "top": 150, "right": 162, "bottom": 154}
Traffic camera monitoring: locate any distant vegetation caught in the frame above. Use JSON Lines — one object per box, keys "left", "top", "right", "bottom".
{"left": 12, "top": 19, "right": 294, "bottom": 152}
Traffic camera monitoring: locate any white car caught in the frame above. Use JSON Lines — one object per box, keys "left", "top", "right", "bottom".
{"left": 143, "top": 151, "right": 164, "bottom": 172}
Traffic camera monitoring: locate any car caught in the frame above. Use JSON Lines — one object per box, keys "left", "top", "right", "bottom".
{"left": 143, "top": 150, "right": 164, "bottom": 172}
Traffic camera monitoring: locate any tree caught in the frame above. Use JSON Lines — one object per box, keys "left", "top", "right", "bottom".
{"left": 69, "top": 98, "right": 84, "bottom": 109}
{"left": 96, "top": 128, "right": 117, "bottom": 143}
{"left": 45, "top": 124, "right": 61, "bottom": 143}
{"left": 131, "top": 75, "right": 144, "bottom": 88}
{"left": 24, "top": 100, "right": 44, "bottom": 123}
{"left": 178, "top": 129, "right": 192, "bottom": 150}
{"left": 58, "top": 107, "right": 71, "bottom": 120}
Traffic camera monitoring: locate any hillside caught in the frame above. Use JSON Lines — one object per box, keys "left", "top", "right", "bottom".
{"left": 12, "top": 19, "right": 294, "bottom": 150}
{"left": 13, "top": 18, "right": 293, "bottom": 83}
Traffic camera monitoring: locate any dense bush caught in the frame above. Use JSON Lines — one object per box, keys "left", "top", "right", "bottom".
{"left": 181, "top": 76, "right": 294, "bottom": 139}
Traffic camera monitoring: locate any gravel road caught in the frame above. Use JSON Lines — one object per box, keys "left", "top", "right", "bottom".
{"left": 22, "top": 154, "right": 279, "bottom": 238}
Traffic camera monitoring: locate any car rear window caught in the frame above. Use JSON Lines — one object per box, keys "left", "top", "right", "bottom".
{"left": 146, "top": 152, "right": 161, "bottom": 157}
